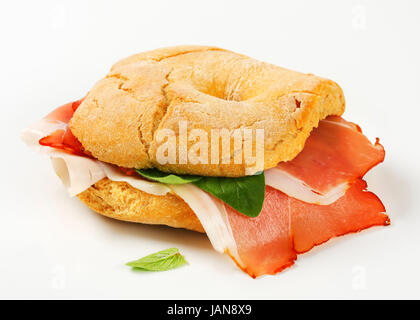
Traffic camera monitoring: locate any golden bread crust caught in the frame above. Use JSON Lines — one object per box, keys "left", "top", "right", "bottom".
{"left": 77, "top": 178, "right": 205, "bottom": 233}
{"left": 70, "top": 45, "right": 345, "bottom": 176}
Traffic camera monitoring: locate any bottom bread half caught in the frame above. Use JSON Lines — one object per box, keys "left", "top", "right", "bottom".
{"left": 77, "top": 178, "right": 205, "bottom": 233}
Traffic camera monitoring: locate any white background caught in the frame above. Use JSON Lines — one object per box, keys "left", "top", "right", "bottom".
{"left": 1, "top": 0, "right": 419, "bottom": 299}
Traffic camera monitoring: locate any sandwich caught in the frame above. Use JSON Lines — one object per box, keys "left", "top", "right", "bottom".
{"left": 22, "top": 45, "right": 389, "bottom": 278}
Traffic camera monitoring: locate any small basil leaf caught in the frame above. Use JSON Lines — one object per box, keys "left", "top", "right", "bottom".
{"left": 193, "top": 173, "right": 265, "bottom": 218}
{"left": 136, "top": 169, "right": 202, "bottom": 184}
{"left": 126, "top": 248, "right": 187, "bottom": 271}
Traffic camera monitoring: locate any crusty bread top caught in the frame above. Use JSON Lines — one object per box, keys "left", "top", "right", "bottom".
{"left": 70, "top": 45, "right": 345, "bottom": 177}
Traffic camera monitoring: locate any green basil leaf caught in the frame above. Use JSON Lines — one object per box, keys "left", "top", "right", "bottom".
{"left": 193, "top": 173, "right": 265, "bottom": 218}
{"left": 136, "top": 168, "right": 266, "bottom": 217}
{"left": 126, "top": 248, "right": 187, "bottom": 271}
{"left": 136, "top": 169, "right": 202, "bottom": 184}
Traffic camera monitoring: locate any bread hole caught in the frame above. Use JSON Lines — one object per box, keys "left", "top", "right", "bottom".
{"left": 201, "top": 88, "right": 241, "bottom": 101}
{"left": 193, "top": 83, "right": 243, "bottom": 102}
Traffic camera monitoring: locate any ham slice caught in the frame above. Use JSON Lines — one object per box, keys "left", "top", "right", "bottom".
{"left": 44, "top": 100, "right": 82, "bottom": 122}
{"left": 290, "top": 179, "right": 390, "bottom": 253}
{"left": 39, "top": 128, "right": 84, "bottom": 156}
{"left": 224, "top": 186, "right": 296, "bottom": 278}
{"left": 39, "top": 100, "right": 85, "bottom": 156}
{"left": 223, "top": 180, "right": 388, "bottom": 278}
{"left": 291, "top": 179, "right": 389, "bottom": 253}
{"left": 265, "top": 116, "right": 385, "bottom": 204}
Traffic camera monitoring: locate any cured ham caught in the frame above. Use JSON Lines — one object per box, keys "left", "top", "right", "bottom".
{"left": 223, "top": 117, "right": 388, "bottom": 277}
{"left": 39, "top": 127, "right": 84, "bottom": 156}
{"left": 44, "top": 99, "right": 82, "bottom": 122}
{"left": 265, "top": 116, "right": 385, "bottom": 204}
{"left": 281, "top": 116, "right": 385, "bottom": 194}
{"left": 224, "top": 186, "right": 296, "bottom": 277}
{"left": 39, "top": 100, "right": 85, "bottom": 155}
{"left": 291, "top": 179, "right": 389, "bottom": 253}
{"left": 223, "top": 181, "right": 388, "bottom": 278}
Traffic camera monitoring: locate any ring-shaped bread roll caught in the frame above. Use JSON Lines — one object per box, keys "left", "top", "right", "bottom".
{"left": 70, "top": 46, "right": 344, "bottom": 176}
